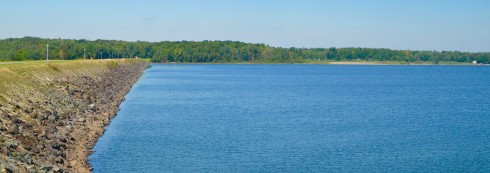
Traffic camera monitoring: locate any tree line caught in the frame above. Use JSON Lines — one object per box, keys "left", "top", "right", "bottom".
{"left": 1, "top": 37, "right": 489, "bottom": 64}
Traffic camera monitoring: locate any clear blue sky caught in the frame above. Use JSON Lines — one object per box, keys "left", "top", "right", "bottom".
{"left": 1, "top": 0, "right": 489, "bottom": 52}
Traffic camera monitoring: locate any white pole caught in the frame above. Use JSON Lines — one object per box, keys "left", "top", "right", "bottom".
{"left": 46, "top": 44, "right": 49, "bottom": 61}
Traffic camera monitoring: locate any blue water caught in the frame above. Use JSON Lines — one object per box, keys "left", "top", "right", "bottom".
{"left": 89, "top": 64, "right": 490, "bottom": 172}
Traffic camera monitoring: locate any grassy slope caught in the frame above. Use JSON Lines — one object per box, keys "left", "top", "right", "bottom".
{"left": 0, "top": 59, "right": 129, "bottom": 103}
{"left": 0, "top": 59, "right": 144, "bottom": 128}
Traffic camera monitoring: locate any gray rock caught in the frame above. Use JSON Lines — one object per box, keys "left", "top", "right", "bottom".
{"left": 5, "top": 142, "right": 18, "bottom": 149}
{"left": 52, "top": 165, "right": 60, "bottom": 172}
{"left": 31, "top": 147, "right": 40, "bottom": 153}
{"left": 22, "top": 154, "right": 32, "bottom": 164}
{"left": 77, "top": 118, "right": 85, "bottom": 122}
{"left": 46, "top": 133, "right": 54, "bottom": 140}
{"left": 39, "top": 164, "right": 53, "bottom": 171}
{"left": 47, "top": 115, "right": 56, "bottom": 122}
{"left": 11, "top": 142, "right": 18, "bottom": 149}
{"left": 51, "top": 143, "right": 61, "bottom": 150}
{"left": 5, "top": 142, "right": 11, "bottom": 149}
{"left": 39, "top": 131, "right": 46, "bottom": 138}
{"left": 54, "top": 156, "right": 64, "bottom": 164}
{"left": 6, "top": 161, "right": 16, "bottom": 172}
{"left": 50, "top": 149, "right": 61, "bottom": 157}
{"left": 64, "top": 125, "right": 72, "bottom": 132}
{"left": 8, "top": 126, "right": 19, "bottom": 135}
{"left": 0, "top": 161, "right": 6, "bottom": 171}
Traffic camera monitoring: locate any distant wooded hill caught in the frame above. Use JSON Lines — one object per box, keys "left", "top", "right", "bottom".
{"left": 1, "top": 37, "right": 489, "bottom": 64}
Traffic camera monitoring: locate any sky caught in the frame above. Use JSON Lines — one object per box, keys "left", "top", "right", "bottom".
{"left": 1, "top": 0, "right": 489, "bottom": 52}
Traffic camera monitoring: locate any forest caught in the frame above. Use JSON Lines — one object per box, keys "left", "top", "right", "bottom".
{"left": 1, "top": 37, "right": 489, "bottom": 64}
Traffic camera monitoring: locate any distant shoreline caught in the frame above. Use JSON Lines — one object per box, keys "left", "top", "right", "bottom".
{"left": 326, "top": 61, "right": 488, "bottom": 66}
{"left": 2, "top": 37, "right": 489, "bottom": 65}
{"left": 1, "top": 59, "right": 488, "bottom": 66}
{"left": 152, "top": 61, "right": 489, "bottom": 66}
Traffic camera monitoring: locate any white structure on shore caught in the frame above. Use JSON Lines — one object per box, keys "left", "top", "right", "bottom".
{"left": 472, "top": 60, "right": 478, "bottom": 64}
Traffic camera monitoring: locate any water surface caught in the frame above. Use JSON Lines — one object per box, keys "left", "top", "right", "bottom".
{"left": 90, "top": 64, "right": 490, "bottom": 172}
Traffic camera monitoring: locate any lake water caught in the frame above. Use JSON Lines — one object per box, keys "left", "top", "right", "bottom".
{"left": 89, "top": 64, "right": 490, "bottom": 172}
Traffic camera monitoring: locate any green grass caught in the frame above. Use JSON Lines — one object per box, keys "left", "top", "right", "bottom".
{"left": 140, "top": 58, "right": 152, "bottom": 63}
{"left": 0, "top": 59, "right": 145, "bottom": 104}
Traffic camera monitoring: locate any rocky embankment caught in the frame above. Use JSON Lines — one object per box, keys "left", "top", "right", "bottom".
{"left": 0, "top": 59, "right": 147, "bottom": 173}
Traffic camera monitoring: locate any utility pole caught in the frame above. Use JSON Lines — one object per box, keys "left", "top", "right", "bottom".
{"left": 84, "top": 49, "right": 86, "bottom": 60}
{"left": 46, "top": 44, "right": 49, "bottom": 61}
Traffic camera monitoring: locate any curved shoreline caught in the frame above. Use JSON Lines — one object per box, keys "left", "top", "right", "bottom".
{"left": 0, "top": 59, "right": 147, "bottom": 172}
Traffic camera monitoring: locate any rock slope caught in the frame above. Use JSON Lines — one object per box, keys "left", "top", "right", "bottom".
{"left": 0, "top": 59, "right": 147, "bottom": 173}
